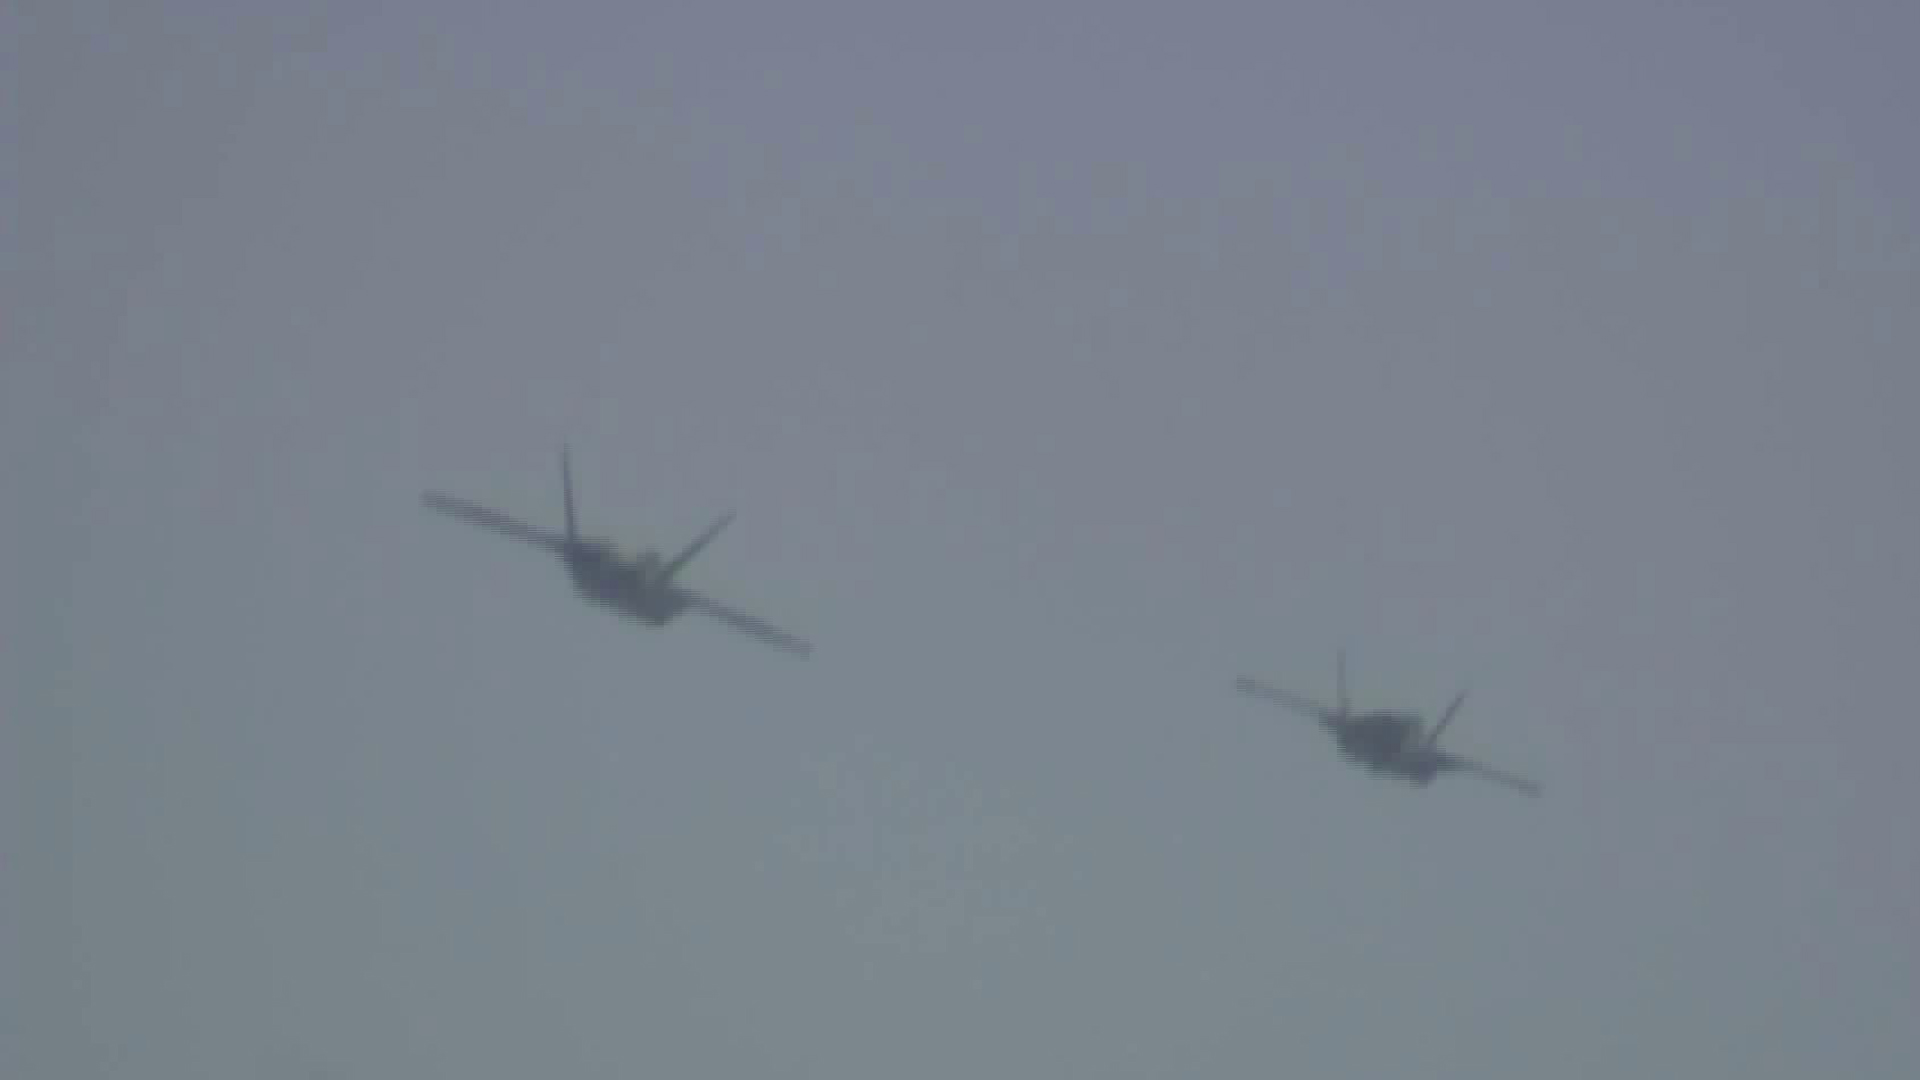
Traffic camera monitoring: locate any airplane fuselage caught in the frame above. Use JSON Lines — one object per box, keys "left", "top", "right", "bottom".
{"left": 1380, "top": 746, "right": 1448, "bottom": 786}
{"left": 563, "top": 544, "right": 693, "bottom": 625}
{"left": 1330, "top": 712, "right": 1446, "bottom": 784}
{"left": 1330, "top": 712, "right": 1420, "bottom": 760}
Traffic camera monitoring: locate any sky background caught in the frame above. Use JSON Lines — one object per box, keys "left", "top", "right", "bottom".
{"left": 6, "top": 2, "right": 1918, "bottom": 1077}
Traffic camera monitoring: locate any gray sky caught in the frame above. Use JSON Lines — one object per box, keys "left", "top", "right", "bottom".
{"left": 7, "top": 2, "right": 1918, "bottom": 1077}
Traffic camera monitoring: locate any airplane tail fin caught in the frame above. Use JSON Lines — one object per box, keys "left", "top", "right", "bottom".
{"left": 1430, "top": 689, "right": 1468, "bottom": 745}
{"left": 662, "top": 512, "right": 734, "bottom": 582}
{"left": 561, "top": 444, "right": 578, "bottom": 541}
{"left": 1336, "top": 648, "right": 1349, "bottom": 720}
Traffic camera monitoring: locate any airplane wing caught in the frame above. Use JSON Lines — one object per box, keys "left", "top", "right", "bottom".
{"left": 682, "top": 592, "right": 813, "bottom": 657}
{"left": 1234, "top": 677, "right": 1341, "bottom": 724}
{"left": 1437, "top": 752, "right": 1542, "bottom": 797}
{"left": 422, "top": 493, "right": 566, "bottom": 550}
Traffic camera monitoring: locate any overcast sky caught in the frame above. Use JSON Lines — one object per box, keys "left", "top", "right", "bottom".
{"left": 7, "top": 2, "right": 1919, "bottom": 1077}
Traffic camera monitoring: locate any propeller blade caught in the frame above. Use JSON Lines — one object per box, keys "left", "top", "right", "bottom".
{"left": 422, "top": 493, "right": 565, "bottom": 550}
{"left": 1235, "top": 677, "right": 1342, "bottom": 724}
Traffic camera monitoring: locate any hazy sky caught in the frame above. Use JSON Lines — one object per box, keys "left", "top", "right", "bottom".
{"left": 8, "top": 2, "right": 1918, "bottom": 1077}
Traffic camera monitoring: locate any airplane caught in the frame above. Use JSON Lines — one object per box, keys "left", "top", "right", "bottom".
{"left": 1233, "top": 650, "right": 1539, "bottom": 796}
{"left": 421, "top": 447, "right": 813, "bottom": 657}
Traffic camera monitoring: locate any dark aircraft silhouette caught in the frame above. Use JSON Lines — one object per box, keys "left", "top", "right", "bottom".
{"left": 1234, "top": 651, "right": 1539, "bottom": 796}
{"left": 422, "top": 447, "right": 812, "bottom": 657}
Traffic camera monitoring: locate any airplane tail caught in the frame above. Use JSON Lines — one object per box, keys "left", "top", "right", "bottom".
{"left": 661, "top": 512, "right": 734, "bottom": 582}
{"left": 1429, "top": 689, "right": 1468, "bottom": 746}
{"left": 1336, "top": 649, "right": 1349, "bottom": 720}
{"left": 561, "top": 444, "right": 578, "bottom": 541}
